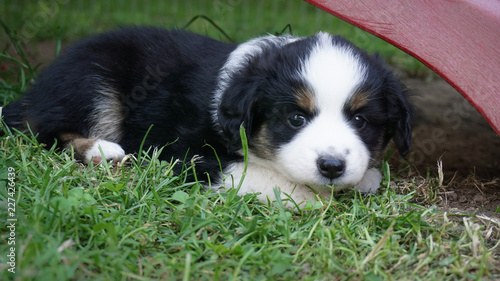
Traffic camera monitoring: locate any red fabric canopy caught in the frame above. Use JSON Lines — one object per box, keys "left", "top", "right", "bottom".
{"left": 304, "top": 0, "right": 500, "bottom": 136}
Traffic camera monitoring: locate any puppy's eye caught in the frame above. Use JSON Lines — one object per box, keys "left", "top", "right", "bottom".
{"left": 288, "top": 114, "right": 307, "bottom": 128}
{"left": 353, "top": 115, "right": 368, "bottom": 129}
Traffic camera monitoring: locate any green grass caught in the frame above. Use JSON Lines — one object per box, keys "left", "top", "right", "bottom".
{"left": 0, "top": 130, "right": 499, "bottom": 280}
{"left": 1, "top": 1, "right": 499, "bottom": 280}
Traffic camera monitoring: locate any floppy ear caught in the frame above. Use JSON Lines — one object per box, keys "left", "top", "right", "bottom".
{"left": 368, "top": 53, "right": 413, "bottom": 158}
{"left": 394, "top": 96, "right": 413, "bottom": 158}
{"left": 387, "top": 80, "right": 413, "bottom": 158}
{"left": 217, "top": 80, "right": 261, "bottom": 154}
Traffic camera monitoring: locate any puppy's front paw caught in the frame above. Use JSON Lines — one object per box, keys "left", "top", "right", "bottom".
{"left": 85, "top": 139, "right": 125, "bottom": 164}
{"left": 354, "top": 168, "right": 382, "bottom": 194}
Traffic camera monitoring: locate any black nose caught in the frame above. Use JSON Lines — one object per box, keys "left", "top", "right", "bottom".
{"left": 317, "top": 157, "right": 345, "bottom": 180}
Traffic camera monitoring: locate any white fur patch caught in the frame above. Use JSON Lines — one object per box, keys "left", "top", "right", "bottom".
{"left": 274, "top": 113, "right": 371, "bottom": 188}
{"left": 354, "top": 167, "right": 382, "bottom": 193}
{"left": 214, "top": 155, "right": 380, "bottom": 208}
{"left": 214, "top": 158, "right": 332, "bottom": 208}
{"left": 84, "top": 139, "right": 125, "bottom": 164}
{"left": 302, "top": 32, "right": 366, "bottom": 113}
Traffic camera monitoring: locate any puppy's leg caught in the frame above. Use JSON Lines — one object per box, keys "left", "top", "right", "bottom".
{"left": 59, "top": 133, "right": 125, "bottom": 164}
{"left": 353, "top": 167, "right": 382, "bottom": 194}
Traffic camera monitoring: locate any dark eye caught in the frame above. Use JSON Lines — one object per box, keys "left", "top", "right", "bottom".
{"left": 353, "top": 115, "right": 368, "bottom": 129}
{"left": 288, "top": 114, "right": 307, "bottom": 128}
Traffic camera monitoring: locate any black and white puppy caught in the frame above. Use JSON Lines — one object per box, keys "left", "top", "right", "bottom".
{"left": 2, "top": 27, "right": 412, "bottom": 205}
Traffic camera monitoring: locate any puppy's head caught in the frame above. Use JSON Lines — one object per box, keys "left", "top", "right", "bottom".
{"left": 217, "top": 32, "right": 412, "bottom": 189}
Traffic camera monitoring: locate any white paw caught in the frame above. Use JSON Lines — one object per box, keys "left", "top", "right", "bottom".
{"left": 84, "top": 139, "right": 125, "bottom": 164}
{"left": 354, "top": 167, "right": 382, "bottom": 194}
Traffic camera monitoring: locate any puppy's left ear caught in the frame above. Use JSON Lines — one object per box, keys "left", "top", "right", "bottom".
{"left": 217, "top": 81, "right": 260, "bottom": 154}
{"left": 386, "top": 76, "right": 413, "bottom": 158}
{"left": 394, "top": 97, "right": 413, "bottom": 158}
{"left": 389, "top": 81, "right": 413, "bottom": 158}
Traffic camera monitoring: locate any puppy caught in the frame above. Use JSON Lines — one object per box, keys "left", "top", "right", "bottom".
{"left": 2, "top": 27, "right": 412, "bottom": 206}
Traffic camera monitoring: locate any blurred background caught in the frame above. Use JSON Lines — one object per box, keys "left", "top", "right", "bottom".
{"left": 0, "top": 0, "right": 429, "bottom": 76}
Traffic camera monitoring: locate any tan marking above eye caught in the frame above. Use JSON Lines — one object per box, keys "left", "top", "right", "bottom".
{"left": 348, "top": 91, "right": 370, "bottom": 112}
{"left": 294, "top": 88, "right": 316, "bottom": 113}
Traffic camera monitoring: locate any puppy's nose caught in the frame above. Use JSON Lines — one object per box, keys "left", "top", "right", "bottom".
{"left": 317, "top": 157, "right": 345, "bottom": 179}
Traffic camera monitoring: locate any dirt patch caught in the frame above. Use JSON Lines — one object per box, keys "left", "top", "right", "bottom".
{"left": 396, "top": 77, "right": 500, "bottom": 219}
{"left": 2, "top": 41, "right": 500, "bottom": 218}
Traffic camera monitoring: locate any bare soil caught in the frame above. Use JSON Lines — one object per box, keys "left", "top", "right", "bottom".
{"left": 396, "top": 77, "right": 500, "bottom": 219}
{"left": 3, "top": 41, "right": 500, "bottom": 219}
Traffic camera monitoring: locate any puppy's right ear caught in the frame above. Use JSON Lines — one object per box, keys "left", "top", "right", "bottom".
{"left": 217, "top": 81, "right": 260, "bottom": 154}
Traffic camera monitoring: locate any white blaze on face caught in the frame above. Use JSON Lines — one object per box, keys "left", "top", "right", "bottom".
{"left": 275, "top": 32, "right": 371, "bottom": 188}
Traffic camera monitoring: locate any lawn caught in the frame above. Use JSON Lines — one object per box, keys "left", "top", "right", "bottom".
{"left": 1, "top": 1, "right": 499, "bottom": 280}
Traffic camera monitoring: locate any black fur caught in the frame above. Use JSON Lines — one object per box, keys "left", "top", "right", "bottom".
{"left": 3, "top": 27, "right": 238, "bottom": 180}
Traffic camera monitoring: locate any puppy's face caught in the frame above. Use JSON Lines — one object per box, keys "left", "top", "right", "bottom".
{"left": 218, "top": 33, "right": 412, "bottom": 189}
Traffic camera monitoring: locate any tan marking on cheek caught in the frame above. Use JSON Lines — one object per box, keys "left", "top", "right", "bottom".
{"left": 295, "top": 88, "right": 316, "bottom": 113}
{"left": 249, "top": 123, "right": 275, "bottom": 160}
{"left": 348, "top": 91, "right": 370, "bottom": 112}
